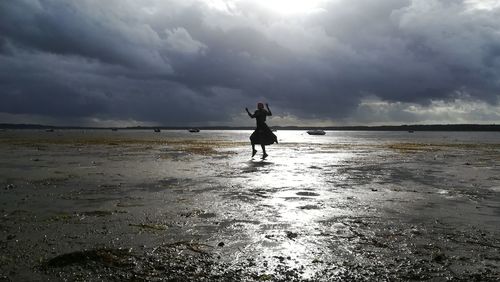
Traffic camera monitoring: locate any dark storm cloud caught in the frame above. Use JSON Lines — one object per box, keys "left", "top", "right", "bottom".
{"left": 310, "top": 0, "right": 500, "bottom": 103}
{"left": 1, "top": 0, "right": 499, "bottom": 125}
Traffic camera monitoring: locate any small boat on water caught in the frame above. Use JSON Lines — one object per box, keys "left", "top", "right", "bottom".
{"left": 154, "top": 128, "right": 161, "bottom": 132}
{"left": 188, "top": 128, "right": 200, "bottom": 133}
{"left": 307, "top": 130, "right": 326, "bottom": 135}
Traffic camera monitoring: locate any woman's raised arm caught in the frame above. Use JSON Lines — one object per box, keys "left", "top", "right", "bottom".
{"left": 245, "top": 107, "right": 254, "bottom": 118}
{"left": 265, "top": 104, "right": 272, "bottom": 116}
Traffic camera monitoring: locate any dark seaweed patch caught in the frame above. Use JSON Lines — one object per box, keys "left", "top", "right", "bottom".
{"left": 44, "top": 248, "right": 135, "bottom": 268}
{"left": 296, "top": 192, "right": 320, "bottom": 197}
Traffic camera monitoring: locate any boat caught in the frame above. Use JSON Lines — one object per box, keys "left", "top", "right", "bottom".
{"left": 307, "top": 130, "right": 326, "bottom": 135}
{"left": 154, "top": 128, "right": 161, "bottom": 132}
{"left": 408, "top": 130, "right": 414, "bottom": 133}
{"left": 188, "top": 128, "right": 200, "bottom": 133}
{"left": 45, "top": 129, "right": 54, "bottom": 132}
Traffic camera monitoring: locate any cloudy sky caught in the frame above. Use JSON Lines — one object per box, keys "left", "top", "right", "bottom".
{"left": 1, "top": 0, "right": 500, "bottom": 126}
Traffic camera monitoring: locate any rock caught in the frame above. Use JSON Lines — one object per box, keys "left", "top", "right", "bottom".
{"left": 432, "top": 252, "right": 446, "bottom": 263}
{"left": 275, "top": 256, "right": 285, "bottom": 262}
{"left": 217, "top": 242, "right": 224, "bottom": 247}
{"left": 286, "top": 231, "right": 298, "bottom": 240}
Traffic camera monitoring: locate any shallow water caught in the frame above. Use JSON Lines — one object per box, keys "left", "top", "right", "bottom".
{"left": 1, "top": 129, "right": 500, "bottom": 281}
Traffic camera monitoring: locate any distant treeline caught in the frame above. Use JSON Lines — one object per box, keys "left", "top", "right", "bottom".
{"left": 299, "top": 124, "right": 500, "bottom": 131}
{"left": 1, "top": 123, "right": 500, "bottom": 131}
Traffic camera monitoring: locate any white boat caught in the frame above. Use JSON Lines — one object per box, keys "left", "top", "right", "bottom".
{"left": 307, "top": 130, "right": 326, "bottom": 135}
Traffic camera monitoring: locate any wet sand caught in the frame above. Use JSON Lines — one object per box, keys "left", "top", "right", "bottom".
{"left": 1, "top": 130, "right": 500, "bottom": 281}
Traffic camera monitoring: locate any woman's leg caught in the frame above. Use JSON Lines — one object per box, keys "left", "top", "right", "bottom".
{"left": 252, "top": 143, "right": 257, "bottom": 157}
{"left": 261, "top": 144, "right": 268, "bottom": 159}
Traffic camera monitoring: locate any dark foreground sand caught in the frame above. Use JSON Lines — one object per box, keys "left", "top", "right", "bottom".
{"left": 1, "top": 130, "right": 499, "bottom": 281}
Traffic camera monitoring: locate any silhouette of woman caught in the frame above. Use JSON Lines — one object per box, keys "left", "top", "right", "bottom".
{"left": 246, "top": 103, "right": 278, "bottom": 159}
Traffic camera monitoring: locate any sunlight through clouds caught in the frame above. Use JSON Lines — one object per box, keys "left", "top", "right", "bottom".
{"left": 253, "top": 0, "right": 327, "bottom": 15}
{"left": 465, "top": 0, "right": 500, "bottom": 11}
{"left": 205, "top": 0, "right": 328, "bottom": 15}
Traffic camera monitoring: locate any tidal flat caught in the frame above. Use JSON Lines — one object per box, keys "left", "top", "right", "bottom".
{"left": 1, "top": 130, "right": 500, "bottom": 281}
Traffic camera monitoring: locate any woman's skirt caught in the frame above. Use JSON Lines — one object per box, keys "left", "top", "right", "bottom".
{"left": 250, "top": 124, "right": 277, "bottom": 145}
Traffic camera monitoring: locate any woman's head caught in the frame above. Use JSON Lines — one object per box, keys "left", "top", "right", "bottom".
{"left": 257, "top": 102, "right": 264, "bottom": 109}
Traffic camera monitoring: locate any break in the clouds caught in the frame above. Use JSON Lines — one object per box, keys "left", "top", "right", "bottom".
{"left": 1, "top": 0, "right": 500, "bottom": 126}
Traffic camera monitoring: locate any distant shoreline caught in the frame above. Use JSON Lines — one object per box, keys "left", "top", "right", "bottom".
{"left": 1, "top": 123, "right": 500, "bottom": 132}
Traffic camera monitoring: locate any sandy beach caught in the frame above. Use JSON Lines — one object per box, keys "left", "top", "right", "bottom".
{"left": 1, "top": 130, "right": 499, "bottom": 281}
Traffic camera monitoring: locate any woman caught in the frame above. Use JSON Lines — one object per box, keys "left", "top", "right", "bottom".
{"left": 246, "top": 103, "right": 278, "bottom": 159}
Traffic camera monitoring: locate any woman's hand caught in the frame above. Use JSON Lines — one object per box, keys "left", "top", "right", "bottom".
{"left": 265, "top": 104, "right": 272, "bottom": 115}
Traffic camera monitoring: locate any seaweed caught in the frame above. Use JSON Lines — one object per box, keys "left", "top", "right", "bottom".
{"left": 129, "top": 223, "right": 168, "bottom": 231}
{"left": 44, "top": 248, "right": 135, "bottom": 268}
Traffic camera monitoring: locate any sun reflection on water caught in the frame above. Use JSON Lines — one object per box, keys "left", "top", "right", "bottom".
{"left": 227, "top": 133, "right": 357, "bottom": 276}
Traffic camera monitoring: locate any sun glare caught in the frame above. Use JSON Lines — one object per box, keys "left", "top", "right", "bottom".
{"left": 205, "top": 0, "right": 326, "bottom": 15}
{"left": 259, "top": 0, "right": 325, "bottom": 15}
